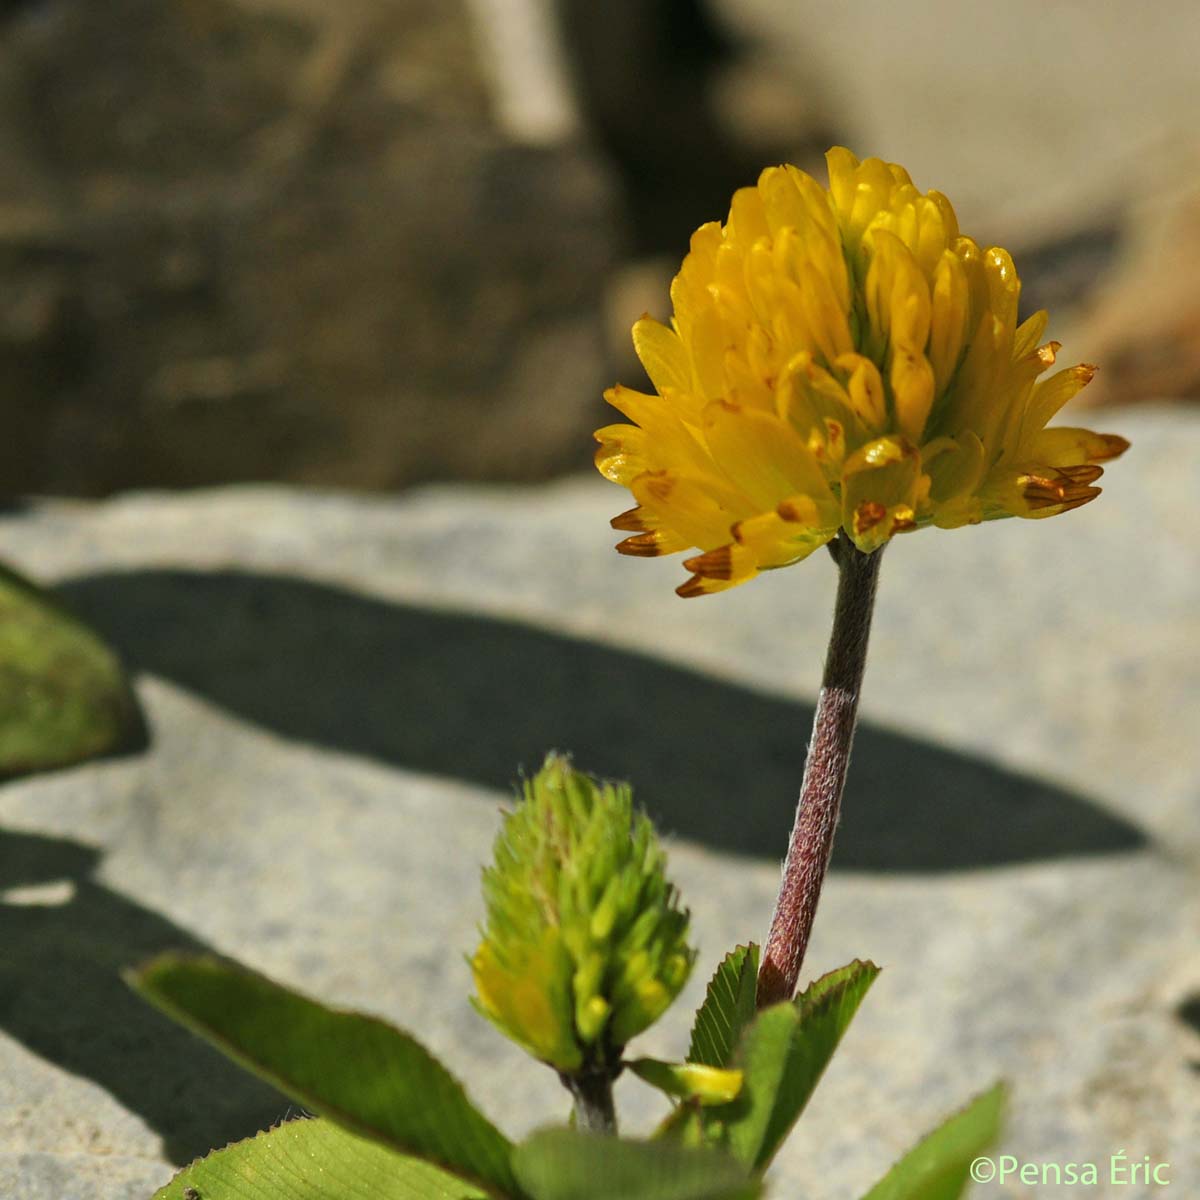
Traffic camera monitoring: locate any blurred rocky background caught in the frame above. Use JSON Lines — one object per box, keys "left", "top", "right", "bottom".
{"left": 2, "top": 0, "right": 1196, "bottom": 497}
{"left": 0, "top": 0, "right": 616, "bottom": 495}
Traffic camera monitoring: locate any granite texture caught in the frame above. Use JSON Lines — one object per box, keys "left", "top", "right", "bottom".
{"left": 0, "top": 406, "right": 1197, "bottom": 1198}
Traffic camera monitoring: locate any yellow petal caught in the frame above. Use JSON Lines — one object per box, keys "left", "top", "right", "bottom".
{"left": 702, "top": 398, "right": 837, "bottom": 515}
{"left": 678, "top": 541, "right": 758, "bottom": 597}
{"left": 953, "top": 236, "right": 991, "bottom": 330}
{"left": 669, "top": 231, "right": 720, "bottom": 338}
{"left": 1027, "top": 426, "right": 1130, "bottom": 467}
{"left": 633, "top": 317, "right": 692, "bottom": 394}
{"left": 825, "top": 146, "right": 862, "bottom": 218}
{"left": 797, "top": 255, "right": 854, "bottom": 365}
{"left": 944, "top": 309, "right": 1005, "bottom": 445}
{"left": 785, "top": 165, "right": 846, "bottom": 287}
{"left": 1023, "top": 364, "right": 1096, "bottom": 432}
{"left": 732, "top": 506, "right": 835, "bottom": 569}
{"left": 778, "top": 351, "right": 867, "bottom": 448}
{"left": 928, "top": 190, "right": 960, "bottom": 246}
{"left": 594, "top": 422, "right": 651, "bottom": 485}
{"left": 846, "top": 171, "right": 895, "bottom": 251}
{"left": 684, "top": 303, "right": 730, "bottom": 401}
{"left": 759, "top": 165, "right": 809, "bottom": 235}
{"left": 726, "top": 186, "right": 769, "bottom": 245}
{"left": 924, "top": 431, "right": 986, "bottom": 502}
{"left": 929, "top": 250, "right": 969, "bottom": 396}
{"left": 890, "top": 347, "right": 936, "bottom": 442}
{"left": 841, "top": 435, "right": 926, "bottom": 552}
{"left": 923, "top": 432, "right": 987, "bottom": 527}
{"left": 983, "top": 246, "right": 1020, "bottom": 341}
{"left": 913, "top": 193, "right": 957, "bottom": 275}
{"left": 614, "top": 528, "right": 692, "bottom": 557}
{"left": 630, "top": 469, "right": 746, "bottom": 552}
{"left": 604, "top": 386, "right": 704, "bottom": 465}
{"left": 835, "top": 352, "right": 887, "bottom": 430}
{"left": 1013, "top": 310, "right": 1049, "bottom": 360}
{"left": 863, "top": 230, "right": 930, "bottom": 359}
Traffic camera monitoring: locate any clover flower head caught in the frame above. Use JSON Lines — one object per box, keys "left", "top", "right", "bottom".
{"left": 471, "top": 754, "right": 694, "bottom": 1073}
{"left": 595, "top": 147, "right": 1129, "bottom": 596}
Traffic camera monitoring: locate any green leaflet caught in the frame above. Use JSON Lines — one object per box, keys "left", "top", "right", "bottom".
{"left": 721, "top": 1003, "right": 799, "bottom": 1168}
{"left": 664, "top": 959, "right": 879, "bottom": 1171}
{"left": 756, "top": 959, "right": 880, "bottom": 1167}
{"left": 859, "top": 1083, "right": 1007, "bottom": 1200}
{"left": 0, "top": 562, "right": 143, "bottom": 776}
{"left": 687, "top": 944, "right": 760, "bottom": 1069}
{"left": 513, "top": 1129, "right": 760, "bottom": 1200}
{"left": 129, "top": 955, "right": 520, "bottom": 1198}
{"left": 152, "top": 1116, "right": 488, "bottom": 1199}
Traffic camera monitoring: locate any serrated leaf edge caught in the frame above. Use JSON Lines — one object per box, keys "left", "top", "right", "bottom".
{"left": 752, "top": 958, "right": 881, "bottom": 1168}
{"left": 859, "top": 1081, "right": 1008, "bottom": 1200}
{"left": 687, "top": 944, "right": 760, "bottom": 1068}
{"left": 127, "top": 953, "right": 520, "bottom": 1200}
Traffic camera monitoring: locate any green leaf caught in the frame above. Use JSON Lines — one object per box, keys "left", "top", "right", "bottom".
{"left": 679, "top": 959, "right": 879, "bottom": 1170}
{"left": 512, "top": 1129, "right": 760, "bottom": 1200}
{"left": 627, "top": 1058, "right": 743, "bottom": 1105}
{"left": 0, "top": 562, "right": 144, "bottom": 776}
{"left": 722, "top": 1002, "right": 799, "bottom": 1168}
{"left": 152, "top": 1116, "right": 489, "bottom": 1199}
{"left": 129, "top": 954, "right": 520, "bottom": 1198}
{"left": 859, "top": 1084, "right": 1007, "bottom": 1200}
{"left": 687, "top": 944, "right": 760, "bottom": 1068}
{"left": 756, "top": 959, "right": 879, "bottom": 1167}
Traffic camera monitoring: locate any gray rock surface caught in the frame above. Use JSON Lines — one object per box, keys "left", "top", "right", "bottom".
{"left": 1, "top": 406, "right": 1197, "bottom": 1198}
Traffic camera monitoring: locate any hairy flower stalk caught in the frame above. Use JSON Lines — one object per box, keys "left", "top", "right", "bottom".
{"left": 757, "top": 533, "right": 881, "bottom": 1006}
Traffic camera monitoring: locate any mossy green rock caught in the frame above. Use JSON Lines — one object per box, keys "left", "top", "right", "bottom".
{"left": 0, "top": 563, "right": 143, "bottom": 776}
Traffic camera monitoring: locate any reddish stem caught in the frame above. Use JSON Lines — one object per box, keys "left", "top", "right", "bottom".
{"left": 757, "top": 533, "right": 883, "bottom": 1007}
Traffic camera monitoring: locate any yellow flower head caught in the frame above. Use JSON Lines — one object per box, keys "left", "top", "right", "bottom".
{"left": 595, "top": 148, "right": 1129, "bottom": 596}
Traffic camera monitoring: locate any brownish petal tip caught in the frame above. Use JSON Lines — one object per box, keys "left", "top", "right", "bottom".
{"left": 616, "top": 533, "right": 666, "bottom": 557}
{"left": 1091, "top": 433, "right": 1130, "bottom": 462}
{"left": 610, "top": 506, "right": 648, "bottom": 532}
{"left": 1022, "top": 474, "right": 1103, "bottom": 511}
{"left": 1057, "top": 487, "right": 1102, "bottom": 513}
{"left": 682, "top": 544, "right": 736, "bottom": 580}
{"left": 1053, "top": 463, "right": 1104, "bottom": 485}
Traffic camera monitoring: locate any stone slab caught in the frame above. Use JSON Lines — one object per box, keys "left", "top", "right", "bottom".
{"left": 0, "top": 405, "right": 1197, "bottom": 1198}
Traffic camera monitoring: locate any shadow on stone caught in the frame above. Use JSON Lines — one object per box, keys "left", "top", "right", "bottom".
{"left": 1177, "top": 994, "right": 1200, "bottom": 1037}
{"left": 58, "top": 569, "right": 1145, "bottom": 871}
{"left": 0, "top": 828, "right": 289, "bottom": 1164}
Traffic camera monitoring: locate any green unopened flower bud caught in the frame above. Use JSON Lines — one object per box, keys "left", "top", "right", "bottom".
{"left": 471, "top": 753, "right": 695, "bottom": 1073}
